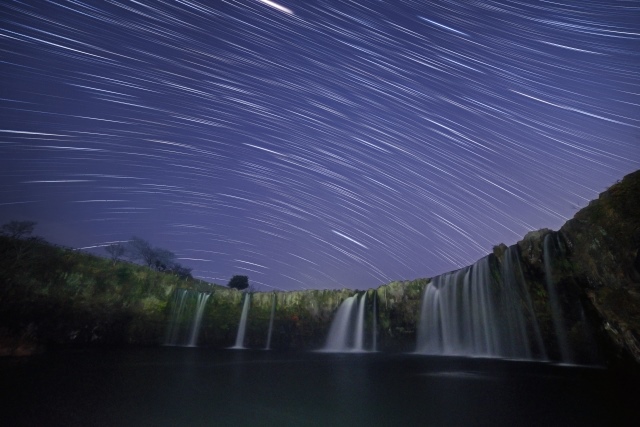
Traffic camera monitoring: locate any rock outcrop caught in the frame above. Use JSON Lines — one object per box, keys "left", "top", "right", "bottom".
{"left": 559, "top": 171, "right": 640, "bottom": 366}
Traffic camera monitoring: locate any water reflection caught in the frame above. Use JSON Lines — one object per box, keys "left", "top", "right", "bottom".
{"left": 0, "top": 349, "right": 636, "bottom": 427}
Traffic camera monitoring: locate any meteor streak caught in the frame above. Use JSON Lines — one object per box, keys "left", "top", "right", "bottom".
{"left": 257, "top": 0, "right": 294, "bottom": 15}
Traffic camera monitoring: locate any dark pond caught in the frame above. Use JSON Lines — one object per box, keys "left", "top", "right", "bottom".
{"left": 1, "top": 348, "right": 637, "bottom": 426}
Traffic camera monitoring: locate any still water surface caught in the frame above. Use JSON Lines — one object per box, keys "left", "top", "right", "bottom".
{"left": 1, "top": 348, "right": 637, "bottom": 426}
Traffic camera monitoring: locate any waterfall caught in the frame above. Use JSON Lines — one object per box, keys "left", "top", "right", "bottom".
{"left": 323, "top": 293, "right": 368, "bottom": 352}
{"left": 165, "top": 289, "right": 210, "bottom": 347}
{"left": 416, "top": 248, "right": 568, "bottom": 360}
{"left": 187, "top": 292, "right": 210, "bottom": 347}
{"left": 232, "top": 293, "right": 251, "bottom": 349}
{"left": 372, "top": 292, "right": 377, "bottom": 352}
{"left": 501, "top": 246, "right": 547, "bottom": 359}
{"left": 417, "top": 257, "right": 500, "bottom": 356}
{"left": 165, "top": 289, "right": 189, "bottom": 346}
{"left": 417, "top": 255, "right": 551, "bottom": 358}
{"left": 543, "top": 234, "right": 573, "bottom": 363}
{"left": 323, "top": 296, "right": 357, "bottom": 351}
{"left": 265, "top": 293, "right": 276, "bottom": 350}
{"left": 353, "top": 293, "right": 366, "bottom": 351}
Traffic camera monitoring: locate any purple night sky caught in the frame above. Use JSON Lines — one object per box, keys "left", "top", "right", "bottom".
{"left": 1, "top": 0, "right": 638, "bottom": 291}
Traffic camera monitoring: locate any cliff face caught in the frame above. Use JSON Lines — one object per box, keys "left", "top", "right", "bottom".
{"left": 559, "top": 172, "right": 640, "bottom": 365}
{"left": 1, "top": 171, "right": 639, "bottom": 367}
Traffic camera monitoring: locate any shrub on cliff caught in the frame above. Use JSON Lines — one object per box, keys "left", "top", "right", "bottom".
{"left": 228, "top": 275, "right": 249, "bottom": 290}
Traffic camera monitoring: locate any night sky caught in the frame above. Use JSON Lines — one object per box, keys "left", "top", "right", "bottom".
{"left": 1, "top": 0, "right": 638, "bottom": 291}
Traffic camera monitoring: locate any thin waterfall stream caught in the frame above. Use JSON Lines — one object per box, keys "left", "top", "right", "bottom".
{"left": 187, "top": 292, "right": 210, "bottom": 347}
{"left": 372, "top": 292, "right": 377, "bottom": 352}
{"left": 232, "top": 293, "right": 251, "bottom": 349}
{"left": 265, "top": 293, "right": 276, "bottom": 350}
{"left": 543, "top": 234, "right": 573, "bottom": 363}
{"left": 353, "top": 293, "right": 366, "bottom": 351}
{"left": 165, "top": 289, "right": 210, "bottom": 347}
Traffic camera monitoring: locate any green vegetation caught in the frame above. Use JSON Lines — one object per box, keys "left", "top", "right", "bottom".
{"left": 0, "top": 224, "right": 216, "bottom": 355}
{"left": 121, "top": 236, "right": 193, "bottom": 279}
{"left": 375, "top": 278, "right": 428, "bottom": 351}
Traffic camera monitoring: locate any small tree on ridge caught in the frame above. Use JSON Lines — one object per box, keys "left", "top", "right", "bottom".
{"left": 1, "top": 220, "right": 37, "bottom": 239}
{"left": 105, "top": 243, "right": 126, "bottom": 264}
{"left": 227, "top": 275, "right": 249, "bottom": 291}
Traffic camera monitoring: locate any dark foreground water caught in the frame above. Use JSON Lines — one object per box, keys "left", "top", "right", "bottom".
{"left": 1, "top": 348, "right": 638, "bottom": 426}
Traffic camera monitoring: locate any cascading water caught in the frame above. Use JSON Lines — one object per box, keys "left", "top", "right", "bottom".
{"left": 416, "top": 257, "right": 500, "bottom": 356}
{"left": 543, "top": 234, "right": 573, "bottom": 363}
{"left": 165, "top": 289, "right": 210, "bottom": 347}
{"left": 232, "top": 293, "right": 251, "bottom": 349}
{"left": 501, "top": 246, "right": 547, "bottom": 359}
{"left": 372, "top": 292, "right": 377, "bottom": 352}
{"left": 416, "top": 254, "right": 549, "bottom": 359}
{"left": 187, "top": 292, "right": 210, "bottom": 347}
{"left": 165, "top": 289, "right": 189, "bottom": 346}
{"left": 323, "top": 293, "right": 368, "bottom": 352}
{"left": 353, "top": 293, "right": 366, "bottom": 351}
{"left": 265, "top": 292, "right": 276, "bottom": 350}
{"left": 324, "top": 296, "right": 356, "bottom": 351}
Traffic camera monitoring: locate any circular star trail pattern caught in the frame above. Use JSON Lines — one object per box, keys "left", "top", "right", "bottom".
{"left": 1, "top": 0, "right": 639, "bottom": 290}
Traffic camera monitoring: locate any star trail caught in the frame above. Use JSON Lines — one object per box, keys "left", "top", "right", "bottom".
{"left": 1, "top": 0, "right": 638, "bottom": 291}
